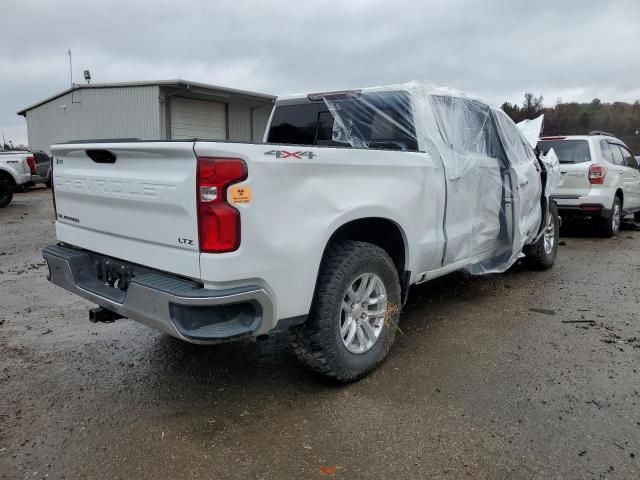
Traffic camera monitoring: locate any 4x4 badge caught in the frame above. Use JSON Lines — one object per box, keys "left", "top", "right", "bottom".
{"left": 265, "top": 150, "right": 315, "bottom": 159}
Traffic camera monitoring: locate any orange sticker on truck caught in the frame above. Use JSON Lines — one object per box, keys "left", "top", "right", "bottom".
{"left": 230, "top": 185, "right": 252, "bottom": 204}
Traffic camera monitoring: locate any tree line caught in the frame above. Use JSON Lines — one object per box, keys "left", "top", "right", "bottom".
{"left": 502, "top": 94, "right": 640, "bottom": 154}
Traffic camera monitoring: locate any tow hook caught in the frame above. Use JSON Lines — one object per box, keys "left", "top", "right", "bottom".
{"left": 89, "top": 307, "right": 123, "bottom": 323}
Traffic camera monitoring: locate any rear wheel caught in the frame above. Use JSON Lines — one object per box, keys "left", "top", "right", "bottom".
{"left": 0, "top": 176, "right": 14, "bottom": 208}
{"left": 599, "top": 196, "right": 622, "bottom": 237}
{"left": 634, "top": 211, "right": 640, "bottom": 223}
{"left": 291, "top": 241, "right": 401, "bottom": 382}
{"left": 525, "top": 202, "right": 559, "bottom": 270}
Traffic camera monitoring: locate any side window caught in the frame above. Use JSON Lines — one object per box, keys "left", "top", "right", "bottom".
{"left": 609, "top": 143, "right": 625, "bottom": 166}
{"left": 600, "top": 140, "right": 614, "bottom": 163}
{"left": 619, "top": 145, "right": 638, "bottom": 169}
{"left": 493, "top": 109, "right": 536, "bottom": 165}
{"left": 431, "top": 96, "right": 499, "bottom": 157}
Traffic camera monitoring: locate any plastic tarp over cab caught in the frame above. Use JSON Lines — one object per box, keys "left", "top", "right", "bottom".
{"left": 321, "top": 81, "right": 555, "bottom": 274}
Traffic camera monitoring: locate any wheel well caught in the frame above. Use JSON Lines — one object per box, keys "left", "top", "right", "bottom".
{"left": 615, "top": 189, "right": 623, "bottom": 204}
{"left": 326, "top": 218, "right": 406, "bottom": 275}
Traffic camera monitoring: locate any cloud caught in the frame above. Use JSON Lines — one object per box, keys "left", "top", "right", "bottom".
{"left": 2, "top": 0, "right": 639, "bottom": 146}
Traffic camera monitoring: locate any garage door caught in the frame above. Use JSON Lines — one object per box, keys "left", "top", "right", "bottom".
{"left": 170, "top": 97, "right": 226, "bottom": 140}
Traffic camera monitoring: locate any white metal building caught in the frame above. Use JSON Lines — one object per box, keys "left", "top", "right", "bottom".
{"left": 17, "top": 80, "right": 276, "bottom": 153}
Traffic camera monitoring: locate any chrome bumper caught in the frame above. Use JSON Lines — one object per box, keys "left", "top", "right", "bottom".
{"left": 43, "top": 244, "right": 274, "bottom": 344}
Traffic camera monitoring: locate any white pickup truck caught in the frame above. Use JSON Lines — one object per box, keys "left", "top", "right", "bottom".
{"left": 44, "top": 82, "right": 559, "bottom": 381}
{"left": 0, "top": 151, "right": 36, "bottom": 207}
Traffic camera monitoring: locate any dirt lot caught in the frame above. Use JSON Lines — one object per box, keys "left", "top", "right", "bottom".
{"left": 1, "top": 188, "right": 639, "bottom": 479}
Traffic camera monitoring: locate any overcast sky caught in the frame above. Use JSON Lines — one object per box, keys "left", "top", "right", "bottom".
{"left": 1, "top": 0, "right": 639, "bottom": 146}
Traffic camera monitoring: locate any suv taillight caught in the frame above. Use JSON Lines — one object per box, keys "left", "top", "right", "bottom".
{"left": 197, "top": 157, "right": 247, "bottom": 253}
{"left": 588, "top": 164, "right": 607, "bottom": 185}
{"left": 26, "top": 155, "right": 36, "bottom": 175}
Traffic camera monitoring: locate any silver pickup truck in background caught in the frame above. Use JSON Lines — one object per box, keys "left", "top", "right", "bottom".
{"left": 0, "top": 151, "right": 36, "bottom": 207}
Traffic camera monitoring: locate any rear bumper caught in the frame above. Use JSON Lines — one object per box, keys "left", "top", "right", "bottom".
{"left": 552, "top": 192, "right": 613, "bottom": 218}
{"left": 554, "top": 203, "right": 610, "bottom": 218}
{"left": 43, "top": 244, "right": 274, "bottom": 344}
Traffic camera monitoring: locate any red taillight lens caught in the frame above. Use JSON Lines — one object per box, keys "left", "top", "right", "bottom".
{"left": 197, "top": 157, "right": 247, "bottom": 253}
{"left": 588, "top": 164, "right": 607, "bottom": 185}
{"left": 26, "top": 155, "right": 36, "bottom": 175}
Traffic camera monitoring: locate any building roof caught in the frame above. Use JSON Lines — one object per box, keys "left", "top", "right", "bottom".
{"left": 17, "top": 79, "right": 276, "bottom": 116}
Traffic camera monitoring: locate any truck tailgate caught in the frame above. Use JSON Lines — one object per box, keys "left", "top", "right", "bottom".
{"left": 51, "top": 142, "right": 200, "bottom": 279}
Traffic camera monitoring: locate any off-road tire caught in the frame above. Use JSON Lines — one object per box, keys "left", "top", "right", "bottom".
{"left": 598, "top": 196, "right": 622, "bottom": 238}
{"left": 0, "top": 177, "right": 14, "bottom": 208}
{"left": 291, "top": 241, "right": 401, "bottom": 382}
{"left": 524, "top": 202, "right": 559, "bottom": 270}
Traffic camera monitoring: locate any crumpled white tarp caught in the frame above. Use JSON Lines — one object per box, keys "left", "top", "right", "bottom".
{"left": 515, "top": 115, "right": 560, "bottom": 196}
{"left": 321, "top": 81, "right": 559, "bottom": 275}
{"left": 517, "top": 115, "right": 545, "bottom": 149}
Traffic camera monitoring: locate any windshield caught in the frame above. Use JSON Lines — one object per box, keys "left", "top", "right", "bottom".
{"left": 537, "top": 139, "right": 591, "bottom": 164}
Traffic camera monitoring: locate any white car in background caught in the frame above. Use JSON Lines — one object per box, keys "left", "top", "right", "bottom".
{"left": 0, "top": 151, "right": 36, "bottom": 207}
{"left": 538, "top": 132, "right": 640, "bottom": 236}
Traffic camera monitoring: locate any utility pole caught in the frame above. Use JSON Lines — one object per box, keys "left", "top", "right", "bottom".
{"left": 68, "top": 48, "right": 73, "bottom": 87}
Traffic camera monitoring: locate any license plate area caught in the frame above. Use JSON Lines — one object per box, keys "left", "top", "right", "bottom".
{"left": 96, "top": 258, "right": 135, "bottom": 292}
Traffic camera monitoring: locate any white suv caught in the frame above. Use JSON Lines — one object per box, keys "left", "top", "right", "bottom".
{"left": 538, "top": 132, "right": 640, "bottom": 236}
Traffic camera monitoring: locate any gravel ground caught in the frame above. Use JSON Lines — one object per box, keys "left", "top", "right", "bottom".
{"left": 1, "top": 188, "right": 639, "bottom": 479}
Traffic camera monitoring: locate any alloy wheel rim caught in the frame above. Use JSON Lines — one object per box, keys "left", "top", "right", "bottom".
{"left": 612, "top": 203, "right": 621, "bottom": 232}
{"left": 339, "top": 273, "right": 387, "bottom": 354}
{"left": 543, "top": 213, "right": 555, "bottom": 255}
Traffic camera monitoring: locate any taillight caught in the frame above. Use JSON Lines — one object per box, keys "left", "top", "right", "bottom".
{"left": 588, "top": 164, "right": 607, "bottom": 185}
{"left": 26, "top": 155, "right": 36, "bottom": 175}
{"left": 197, "top": 157, "right": 247, "bottom": 253}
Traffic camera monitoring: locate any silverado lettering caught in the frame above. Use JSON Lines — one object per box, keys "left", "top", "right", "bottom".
{"left": 54, "top": 175, "right": 177, "bottom": 201}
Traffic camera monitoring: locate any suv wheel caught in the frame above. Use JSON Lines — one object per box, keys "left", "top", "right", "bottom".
{"left": 599, "top": 196, "right": 622, "bottom": 237}
{"left": 0, "top": 177, "right": 14, "bottom": 208}
{"left": 291, "top": 241, "right": 401, "bottom": 382}
{"left": 525, "top": 201, "right": 559, "bottom": 270}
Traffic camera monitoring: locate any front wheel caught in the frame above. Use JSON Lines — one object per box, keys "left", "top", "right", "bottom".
{"left": 291, "top": 241, "right": 401, "bottom": 382}
{"left": 524, "top": 202, "right": 559, "bottom": 270}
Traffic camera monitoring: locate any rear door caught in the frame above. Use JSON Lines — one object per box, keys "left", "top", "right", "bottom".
{"left": 51, "top": 142, "right": 201, "bottom": 278}
{"left": 608, "top": 143, "right": 637, "bottom": 208}
{"left": 617, "top": 144, "right": 640, "bottom": 209}
{"left": 431, "top": 96, "right": 507, "bottom": 265}
{"left": 538, "top": 138, "right": 592, "bottom": 198}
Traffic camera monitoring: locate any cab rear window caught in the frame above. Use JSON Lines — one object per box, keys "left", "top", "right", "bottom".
{"left": 537, "top": 139, "right": 591, "bottom": 164}
{"left": 267, "top": 92, "right": 418, "bottom": 151}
